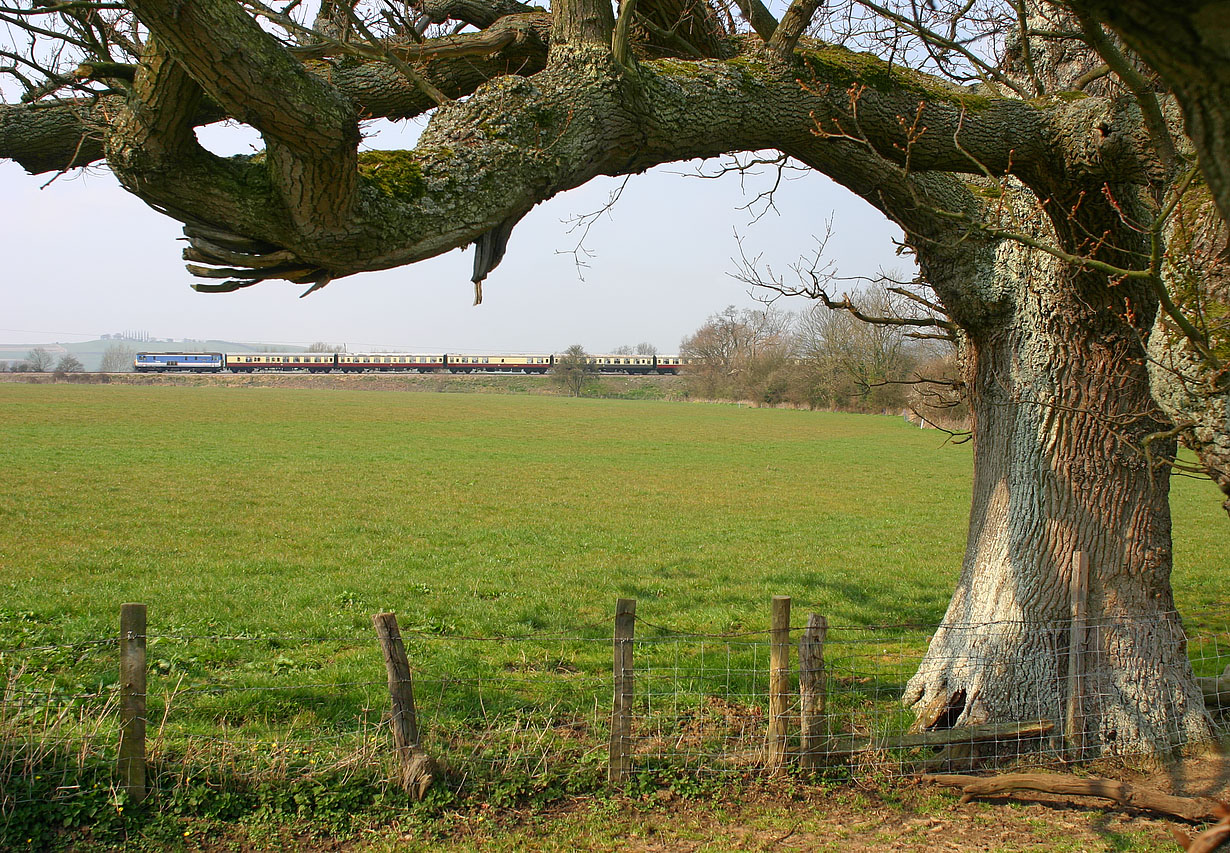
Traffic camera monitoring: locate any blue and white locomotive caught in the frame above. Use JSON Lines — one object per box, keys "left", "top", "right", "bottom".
{"left": 133, "top": 352, "right": 225, "bottom": 372}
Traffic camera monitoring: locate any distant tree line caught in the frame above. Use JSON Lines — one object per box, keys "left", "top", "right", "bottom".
{"left": 7, "top": 346, "right": 84, "bottom": 374}
{"left": 4, "top": 325, "right": 959, "bottom": 426}
{"left": 678, "top": 289, "right": 966, "bottom": 426}
{"left": 610, "top": 343, "right": 658, "bottom": 356}
{"left": 5, "top": 344, "right": 140, "bottom": 374}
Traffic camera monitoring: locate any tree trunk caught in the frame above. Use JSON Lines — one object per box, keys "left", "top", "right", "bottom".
{"left": 903, "top": 253, "right": 1216, "bottom": 760}
{"left": 1151, "top": 187, "right": 1230, "bottom": 515}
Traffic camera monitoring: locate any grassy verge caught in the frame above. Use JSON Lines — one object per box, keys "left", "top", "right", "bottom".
{"left": 2, "top": 384, "right": 1226, "bottom": 849}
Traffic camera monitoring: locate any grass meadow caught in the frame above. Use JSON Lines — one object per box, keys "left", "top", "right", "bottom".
{"left": 2, "top": 384, "right": 980, "bottom": 635}
{"left": 1, "top": 382, "right": 1227, "bottom": 848}
{"left": 3, "top": 383, "right": 1224, "bottom": 631}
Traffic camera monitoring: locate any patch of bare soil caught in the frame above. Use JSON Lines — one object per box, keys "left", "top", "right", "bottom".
{"left": 580, "top": 775, "right": 1213, "bottom": 853}
{"left": 185, "top": 757, "right": 1230, "bottom": 852}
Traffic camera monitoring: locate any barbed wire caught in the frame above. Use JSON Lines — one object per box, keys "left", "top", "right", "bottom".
{"left": 2, "top": 609, "right": 1218, "bottom": 654}
{"left": 3, "top": 610, "right": 1226, "bottom": 798}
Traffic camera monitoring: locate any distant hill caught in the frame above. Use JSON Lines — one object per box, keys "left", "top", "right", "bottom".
{"left": 1, "top": 338, "right": 306, "bottom": 372}
{"left": 0, "top": 342, "right": 69, "bottom": 369}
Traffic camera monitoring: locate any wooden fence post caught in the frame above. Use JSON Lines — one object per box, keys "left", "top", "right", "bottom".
{"left": 372, "top": 612, "right": 435, "bottom": 799}
{"left": 118, "top": 602, "right": 147, "bottom": 803}
{"left": 767, "top": 595, "right": 791, "bottom": 774}
{"left": 799, "top": 613, "right": 828, "bottom": 770}
{"left": 1066, "top": 551, "right": 1090, "bottom": 759}
{"left": 609, "top": 598, "right": 636, "bottom": 785}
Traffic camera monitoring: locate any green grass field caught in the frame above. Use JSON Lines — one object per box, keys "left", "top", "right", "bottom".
{"left": 1, "top": 384, "right": 982, "bottom": 637}
{"left": 3, "top": 383, "right": 1223, "bottom": 635}
{"left": 1, "top": 383, "right": 1227, "bottom": 848}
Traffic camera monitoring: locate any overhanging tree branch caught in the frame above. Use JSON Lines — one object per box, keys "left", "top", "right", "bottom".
{"left": 730, "top": 0, "right": 777, "bottom": 41}
{"left": 414, "top": 0, "right": 537, "bottom": 29}
{"left": 767, "top": 0, "right": 823, "bottom": 59}
{"left": 128, "top": 0, "right": 361, "bottom": 231}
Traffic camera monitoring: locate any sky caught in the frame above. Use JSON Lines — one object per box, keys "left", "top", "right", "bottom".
{"left": 0, "top": 116, "right": 912, "bottom": 355}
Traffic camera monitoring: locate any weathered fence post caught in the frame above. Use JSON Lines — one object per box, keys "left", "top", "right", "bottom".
{"left": 372, "top": 612, "right": 435, "bottom": 799}
{"left": 1066, "top": 550, "right": 1090, "bottom": 759}
{"left": 767, "top": 595, "right": 791, "bottom": 774}
{"left": 798, "top": 613, "right": 828, "bottom": 769}
{"left": 609, "top": 597, "right": 636, "bottom": 785}
{"left": 118, "top": 602, "right": 147, "bottom": 803}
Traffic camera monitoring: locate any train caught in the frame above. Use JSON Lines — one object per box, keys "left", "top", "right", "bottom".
{"left": 133, "top": 351, "right": 696, "bottom": 375}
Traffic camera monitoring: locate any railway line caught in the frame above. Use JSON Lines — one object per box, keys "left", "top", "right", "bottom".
{"left": 134, "top": 351, "right": 694, "bottom": 374}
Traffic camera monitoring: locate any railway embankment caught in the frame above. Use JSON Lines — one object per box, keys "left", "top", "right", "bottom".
{"left": 0, "top": 369, "right": 691, "bottom": 399}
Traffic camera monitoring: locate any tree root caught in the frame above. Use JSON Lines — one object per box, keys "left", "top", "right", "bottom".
{"left": 923, "top": 772, "right": 1227, "bottom": 822}
{"left": 1172, "top": 804, "right": 1230, "bottom": 852}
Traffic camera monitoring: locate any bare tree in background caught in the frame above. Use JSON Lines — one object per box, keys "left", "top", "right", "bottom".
{"left": 793, "top": 284, "right": 917, "bottom": 411}
{"left": 550, "top": 344, "right": 594, "bottom": 397}
{"left": 680, "top": 305, "right": 794, "bottom": 402}
{"left": 611, "top": 342, "right": 659, "bottom": 356}
{"left": 25, "top": 348, "right": 53, "bottom": 373}
{"left": 53, "top": 354, "right": 84, "bottom": 373}
{"left": 99, "top": 343, "right": 136, "bottom": 372}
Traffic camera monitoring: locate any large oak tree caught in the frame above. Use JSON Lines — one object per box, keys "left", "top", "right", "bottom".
{"left": 0, "top": 0, "right": 1225, "bottom": 757}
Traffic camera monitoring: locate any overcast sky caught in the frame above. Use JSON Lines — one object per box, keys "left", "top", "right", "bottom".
{"left": 1, "top": 117, "right": 911, "bottom": 355}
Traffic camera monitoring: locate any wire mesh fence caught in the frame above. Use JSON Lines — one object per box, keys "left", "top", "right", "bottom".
{"left": 2, "top": 598, "right": 1228, "bottom": 821}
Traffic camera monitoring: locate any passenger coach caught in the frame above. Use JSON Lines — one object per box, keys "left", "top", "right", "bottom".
{"left": 446, "top": 354, "right": 553, "bottom": 373}
{"left": 225, "top": 353, "right": 336, "bottom": 373}
{"left": 586, "top": 355, "right": 655, "bottom": 374}
{"left": 338, "top": 354, "right": 445, "bottom": 372}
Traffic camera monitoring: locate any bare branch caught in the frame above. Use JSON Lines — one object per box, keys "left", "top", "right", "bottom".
{"left": 632, "top": 9, "right": 704, "bottom": 59}
{"left": 73, "top": 60, "right": 134, "bottom": 81}
{"left": 1072, "top": 62, "right": 1109, "bottom": 90}
{"left": 612, "top": 0, "right": 639, "bottom": 67}
{"left": 852, "top": 0, "right": 1031, "bottom": 97}
{"left": 809, "top": 287, "right": 957, "bottom": 332}
{"left": 729, "top": 0, "right": 777, "bottom": 41}
{"left": 414, "top": 0, "right": 536, "bottom": 29}
{"left": 341, "top": 2, "right": 451, "bottom": 104}
{"left": 767, "top": 0, "right": 823, "bottom": 59}
{"left": 0, "top": 2, "right": 125, "bottom": 15}
{"left": 556, "top": 176, "right": 631, "bottom": 280}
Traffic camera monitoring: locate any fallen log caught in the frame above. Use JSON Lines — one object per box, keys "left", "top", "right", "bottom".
{"left": 1197, "top": 664, "right": 1230, "bottom": 710}
{"left": 924, "top": 772, "right": 1226, "bottom": 822}
{"left": 816, "top": 720, "right": 1053, "bottom": 761}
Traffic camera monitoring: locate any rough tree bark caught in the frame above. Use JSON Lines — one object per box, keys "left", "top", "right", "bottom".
{"left": 904, "top": 246, "right": 1212, "bottom": 756}
{"left": 1058, "top": 0, "right": 1230, "bottom": 224}
{"left": 827, "top": 154, "right": 1218, "bottom": 756}
{"left": 1150, "top": 191, "right": 1230, "bottom": 514}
